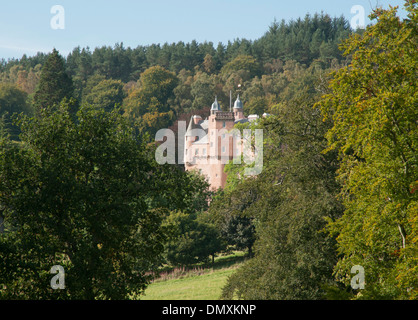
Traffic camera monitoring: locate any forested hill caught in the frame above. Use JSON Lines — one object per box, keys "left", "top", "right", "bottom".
{"left": 0, "top": 13, "right": 354, "bottom": 140}
{"left": 1, "top": 13, "right": 351, "bottom": 77}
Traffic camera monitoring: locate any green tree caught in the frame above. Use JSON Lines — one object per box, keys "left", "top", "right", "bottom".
{"left": 209, "top": 174, "right": 257, "bottom": 257}
{"left": 124, "top": 66, "right": 178, "bottom": 117}
{"left": 33, "top": 49, "right": 77, "bottom": 114}
{"left": 0, "top": 83, "right": 32, "bottom": 140}
{"left": 203, "top": 54, "right": 216, "bottom": 74}
{"left": 0, "top": 103, "right": 182, "bottom": 299}
{"left": 245, "top": 96, "right": 267, "bottom": 115}
{"left": 220, "top": 55, "right": 260, "bottom": 97}
{"left": 219, "top": 212, "right": 255, "bottom": 257}
{"left": 221, "top": 79, "right": 343, "bottom": 300}
{"left": 137, "top": 110, "right": 175, "bottom": 137}
{"left": 190, "top": 72, "right": 216, "bottom": 110}
{"left": 83, "top": 78, "right": 126, "bottom": 112}
{"left": 318, "top": 1, "right": 418, "bottom": 299}
{"left": 164, "top": 211, "right": 224, "bottom": 266}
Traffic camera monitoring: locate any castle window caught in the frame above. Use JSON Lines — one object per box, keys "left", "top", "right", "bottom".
{"left": 222, "top": 121, "right": 226, "bottom": 128}
{"left": 222, "top": 146, "right": 226, "bottom": 153}
{"left": 195, "top": 149, "right": 199, "bottom": 155}
{"left": 203, "top": 149, "right": 206, "bottom": 156}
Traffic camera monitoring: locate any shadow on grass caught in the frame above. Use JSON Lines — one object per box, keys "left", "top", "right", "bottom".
{"left": 153, "top": 251, "right": 249, "bottom": 282}
{"left": 207, "top": 251, "right": 248, "bottom": 271}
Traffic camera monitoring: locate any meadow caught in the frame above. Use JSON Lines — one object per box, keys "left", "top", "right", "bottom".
{"left": 141, "top": 252, "right": 246, "bottom": 300}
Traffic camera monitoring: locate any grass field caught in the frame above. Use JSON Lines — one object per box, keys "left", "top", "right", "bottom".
{"left": 140, "top": 252, "right": 246, "bottom": 300}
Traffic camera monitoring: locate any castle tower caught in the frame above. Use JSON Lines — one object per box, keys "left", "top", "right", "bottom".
{"left": 233, "top": 95, "right": 244, "bottom": 120}
{"left": 210, "top": 96, "right": 221, "bottom": 115}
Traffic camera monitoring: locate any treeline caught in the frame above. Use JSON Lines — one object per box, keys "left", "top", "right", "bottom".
{"left": 0, "top": 13, "right": 353, "bottom": 141}
{"left": 1, "top": 13, "right": 350, "bottom": 80}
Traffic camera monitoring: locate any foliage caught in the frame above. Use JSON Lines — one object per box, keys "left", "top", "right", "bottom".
{"left": 164, "top": 211, "right": 224, "bottom": 267}
{"left": 220, "top": 69, "right": 343, "bottom": 300}
{"left": 123, "top": 66, "right": 179, "bottom": 117}
{"left": 317, "top": 1, "right": 418, "bottom": 299}
{"left": 123, "top": 66, "right": 179, "bottom": 138}
{"left": 33, "top": 49, "right": 77, "bottom": 115}
{"left": 0, "top": 104, "right": 193, "bottom": 299}
{"left": 82, "top": 77, "right": 126, "bottom": 113}
{"left": 0, "top": 83, "right": 32, "bottom": 140}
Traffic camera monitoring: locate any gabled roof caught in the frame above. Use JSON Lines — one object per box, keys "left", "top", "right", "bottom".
{"left": 185, "top": 116, "right": 208, "bottom": 137}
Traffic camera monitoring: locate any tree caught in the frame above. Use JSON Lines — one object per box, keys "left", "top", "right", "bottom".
{"left": 317, "top": 1, "right": 418, "bottom": 299}
{"left": 221, "top": 73, "right": 343, "bottom": 300}
{"left": 244, "top": 96, "right": 267, "bottom": 116}
{"left": 220, "top": 55, "right": 260, "bottom": 97}
{"left": 190, "top": 72, "right": 216, "bottom": 110}
{"left": 220, "top": 213, "right": 255, "bottom": 257}
{"left": 137, "top": 110, "right": 174, "bottom": 137}
{"left": 0, "top": 103, "right": 181, "bottom": 299}
{"left": 203, "top": 54, "right": 216, "bottom": 74}
{"left": 164, "top": 211, "right": 224, "bottom": 266}
{"left": 82, "top": 78, "right": 126, "bottom": 112}
{"left": 123, "top": 66, "right": 178, "bottom": 118}
{"left": 0, "top": 83, "right": 32, "bottom": 140}
{"left": 33, "top": 49, "right": 77, "bottom": 114}
{"left": 209, "top": 177, "right": 257, "bottom": 258}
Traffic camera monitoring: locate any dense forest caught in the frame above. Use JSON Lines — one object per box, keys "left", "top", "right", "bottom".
{"left": 0, "top": 3, "right": 417, "bottom": 300}
{"left": 0, "top": 12, "right": 351, "bottom": 137}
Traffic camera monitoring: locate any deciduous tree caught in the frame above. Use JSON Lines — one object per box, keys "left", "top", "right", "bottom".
{"left": 318, "top": 1, "right": 417, "bottom": 299}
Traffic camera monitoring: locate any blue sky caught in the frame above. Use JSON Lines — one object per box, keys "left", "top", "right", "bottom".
{"left": 0, "top": 0, "right": 408, "bottom": 60}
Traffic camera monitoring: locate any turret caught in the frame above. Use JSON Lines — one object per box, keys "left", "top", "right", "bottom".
{"left": 233, "top": 95, "right": 244, "bottom": 120}
{"left": 211, "top": 96, "right": 221, "bottom": 115}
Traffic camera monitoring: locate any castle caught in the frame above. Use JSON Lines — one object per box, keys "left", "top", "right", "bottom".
{"left": 184, "top": 96, "right": 259, "bottom": 190}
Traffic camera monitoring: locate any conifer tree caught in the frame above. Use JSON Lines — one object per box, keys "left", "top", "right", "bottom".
{"left": 33, "top": 48, "right": 76, "bottom": 114}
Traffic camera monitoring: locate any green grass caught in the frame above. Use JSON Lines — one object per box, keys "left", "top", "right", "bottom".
{"left": 141, "top": 266, "right": 238, "bottom": 300}
{"left": 139, "top": 252, "right": 246, "bottom": 300}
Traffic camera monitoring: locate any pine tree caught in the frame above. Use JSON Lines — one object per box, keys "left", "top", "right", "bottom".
{"left": 33, "top": 48, "right": 76, "bottom": 114}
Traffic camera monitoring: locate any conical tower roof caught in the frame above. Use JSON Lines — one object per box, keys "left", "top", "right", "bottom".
{"left": 211, "top": 96, "right": 221, "bottom": 111}
{"left": 233, "top": 95, "right": 243, "bottom": 109}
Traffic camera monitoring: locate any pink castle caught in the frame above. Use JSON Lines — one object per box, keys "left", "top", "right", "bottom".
{"left": 184, "top": 96, "right": 259, "bottom": 190}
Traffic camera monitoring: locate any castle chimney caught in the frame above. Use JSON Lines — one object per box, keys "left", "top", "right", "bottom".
{"left": 193, "top": 115, "right": 202, "bottom": 125}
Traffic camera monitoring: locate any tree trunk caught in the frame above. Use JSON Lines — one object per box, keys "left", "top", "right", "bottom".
{"left": 0, "top": 211, "right": 4, "bottom": 234}
{"left": 398, "top": 223, "right": 406, "bottom": 249}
